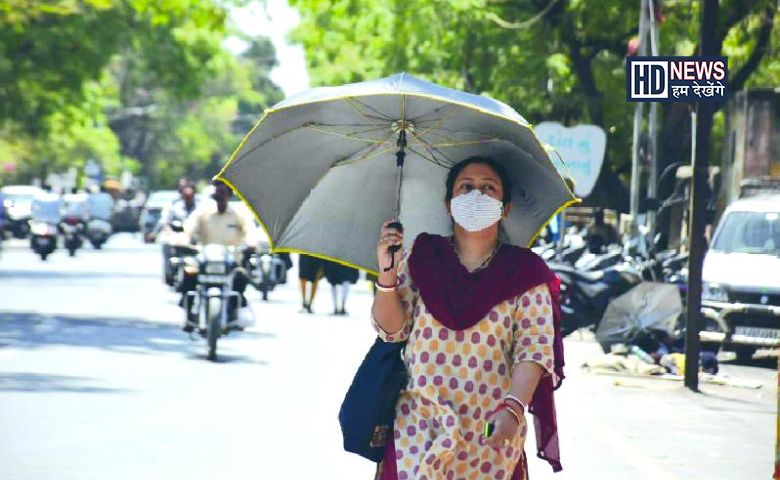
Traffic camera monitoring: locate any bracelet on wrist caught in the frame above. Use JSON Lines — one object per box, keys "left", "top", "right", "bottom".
{"left": 504, "top": 395, "right": 527, "bottom": 415}
{"left": 498, "top": 404, "right": 522, "bottom": 426}
{"left": 375, "top": 280, "right": 399, "bottom": 292}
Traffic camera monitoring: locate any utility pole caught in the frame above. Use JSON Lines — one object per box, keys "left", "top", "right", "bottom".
{"left": 629, "top": 0, "right": 648, "bottom": 230}
{"left": 646, "top": 0, "right": 661, "bottom": 236}
{"left": 684, "top": 0, "right": 719, "bottom": 392}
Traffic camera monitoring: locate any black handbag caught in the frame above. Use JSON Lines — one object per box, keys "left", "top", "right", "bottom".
{"left": 338, "top": 337, "right": 408, "bottom": 462}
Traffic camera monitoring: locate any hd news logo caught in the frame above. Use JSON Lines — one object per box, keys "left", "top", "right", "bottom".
{"left": 627, "top": 56, "right": 728, "bottom": 102}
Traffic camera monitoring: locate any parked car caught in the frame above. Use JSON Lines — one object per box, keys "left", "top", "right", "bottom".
{"left": 701, "top": 194, "right": 780, "bottom": 361}
{"left": 139, "top": 190, "right": 179, "bottom": 242}
{"left": 1, "top": 185, "right": 43, "bottom": 239}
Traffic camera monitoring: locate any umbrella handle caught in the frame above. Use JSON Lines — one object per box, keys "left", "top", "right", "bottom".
{"left": 383, "top": 222, "right": 404, "bottom": 272}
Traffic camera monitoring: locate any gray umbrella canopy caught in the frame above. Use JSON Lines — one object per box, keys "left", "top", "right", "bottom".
{"left": 596, "top": 282, "right": 684, "bottom": 345}
{"left": 217, "top": 73, "right": 577, "bottom": 273}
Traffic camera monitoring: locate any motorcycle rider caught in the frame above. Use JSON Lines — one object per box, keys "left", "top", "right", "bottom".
{"left": 86, "top": 185, "right": 115, "bottom": 246}
{"left": 178, "top": 179, "right": 256, "bottom": 331}
{"left": 149, "top": 178, "right": 198, "bottom": 242}
{"left": 586, "top": 207, "right": 619, "bottom": 253}
{"left": 151, "top": 179, "right": 199, "bottom": 284}
{"left": 86, "top": 185, "right": 115, "bottom": 221}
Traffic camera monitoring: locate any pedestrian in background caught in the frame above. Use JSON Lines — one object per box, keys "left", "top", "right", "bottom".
{"left": 324, "top": 260, "right": 359, "bottom": 315}
{"left": 371, "top": 156, "right": 565, "bottom": 479}
{"left": 298, "top": 254, "right": 326, "bottom": 313}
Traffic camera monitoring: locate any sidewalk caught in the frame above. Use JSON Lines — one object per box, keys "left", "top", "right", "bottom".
{"left": 526, "top": 333, "right": 776, "bottom": 480}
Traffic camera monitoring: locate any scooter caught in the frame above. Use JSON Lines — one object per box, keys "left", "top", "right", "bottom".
{"left": 60, "top": 194, "right": 88, "bottom": 257}
{"left": 30, "top": 221, "right": 58, "bottom": 260}
{"left": 29, "top": 194, "right": 63, "bottom": 261}
{"left": 60, "top": 215, "right": 84, "bottom": 257}
{"left": 86, "top": 218, "right": 112, "bottom": 249}
{"left": 248, "top": 243, "right": 288, "bottom": 301}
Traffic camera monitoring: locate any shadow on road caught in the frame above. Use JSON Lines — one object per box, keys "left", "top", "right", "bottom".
{"left": 0, "top": 312, "right": 275, "bottom": 365}
{"left": 0, "top": 270, "right": 159, "bottom": 280}
{"left": 0, "top": 372, "right": 129, "bottom": 394}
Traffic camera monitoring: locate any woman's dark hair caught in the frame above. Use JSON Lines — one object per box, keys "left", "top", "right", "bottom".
{"left": 445, "top": 156, "right": 513, "bottom": 205}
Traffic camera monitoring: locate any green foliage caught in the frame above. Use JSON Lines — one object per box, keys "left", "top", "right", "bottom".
{"left": 0, "top": 1, "right": 283, "bottom": 189}
{"left": 290, "top": 0, "right": 779, "bottom": 189}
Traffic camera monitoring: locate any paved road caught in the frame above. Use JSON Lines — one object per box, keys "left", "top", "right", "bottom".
{"left": 0, "top": 234, "right": 775, "bottom": 480}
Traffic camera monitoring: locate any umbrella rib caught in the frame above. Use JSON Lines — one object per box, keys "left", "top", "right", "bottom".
{"left": 332, "top": 130, "right": 397, "bottom": 166}
{"left": 305, "top": 124, "right": 393, "bottom": 145}
{"left": 407, "top": 131, "right": 454, "bottom": 168}
{"left": 406, "top": 144, "right": 450, "bottom": 169}
{"left": 308, "top": 122, "right": 392, "bottom": 138}
{"left": 344, "top": 97, "right": 394, "bottom": 123}
{"left": 232, "top": 124, "right": 311, "bottom": 165}
{"left": 335, "top": 145, "right": 397, "bottom": 167}
{"left": 412, "top": 106, "right": 460, "bottom": 137}
{"left": 306, "top": 122, "right": 389, "bottom": 128}
{"left": 426, "top": 139, "right": 499, "bottom": 148}
{"left": 408, "top": 130, "right": 461, "bottom": 168}
{"left": 231, "top": 122, "right": 393, "bottom": 167}
{"left": 424, "top": 126, "right": 502, "bottom": 138}
{"left": 409, "top": 104, "right": 455, "bottom": 123}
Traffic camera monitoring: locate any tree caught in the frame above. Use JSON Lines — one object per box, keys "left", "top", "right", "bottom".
{"left": 657, "top": 1, "right": 778, "bottom": 208}
{"left": 107, "top": 35, "right": 284, "bottom": 188}
{"left": 0, "top": 0, "right": 227, "bottom": 135}
{"left": 289, "top": 0, "right": 779, "bottom": 210}
{"left": 0, "top": 1, "right": 284, "bottom": 189}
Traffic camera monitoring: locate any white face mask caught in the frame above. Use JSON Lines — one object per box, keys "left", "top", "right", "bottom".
{"left": 450, "top": 190, "right": 504, "bottom": 232}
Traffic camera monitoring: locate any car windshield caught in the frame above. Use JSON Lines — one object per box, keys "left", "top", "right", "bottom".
{"left": 31, "top": 199, "right": 62, "bottom": 222}
{"left": 146, "top": 191, "right": 179, "bottom": 209}
{"left": 4, "top": 193, "right": 34, "bottom": 204}
{"left": 711, "top": 210, "right": 780, "bottom": 255}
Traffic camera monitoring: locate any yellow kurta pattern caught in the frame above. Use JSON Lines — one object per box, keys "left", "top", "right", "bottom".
{"left": 373, "top": 251, "right": 555, "bottom": 480}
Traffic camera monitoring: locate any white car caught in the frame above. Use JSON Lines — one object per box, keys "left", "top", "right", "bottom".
{"left": 701, "top": 194, "right": 780, "bottom": 360}
{"left": 139, "top": 190, "right": 180, "bottom": 241}
{"left": 1, "top": 185, "right": 44, "bottom": 238}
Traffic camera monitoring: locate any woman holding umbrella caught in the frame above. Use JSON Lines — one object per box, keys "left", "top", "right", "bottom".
{"left": 372, "top": 157, "right": 563, "bottom": 480}
{"left": 215, "top": 72, "right": 572, "bottom": 478}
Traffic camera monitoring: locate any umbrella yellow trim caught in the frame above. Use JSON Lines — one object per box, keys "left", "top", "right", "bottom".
{"left": 527, "top": 196, "right": 582, "bottom": 247}
{"left": 273, "top": 247, "right": 378, "bottom": 276}
{"left": 214, "top": 107, "right": 272, "bottom": 181}
{"left": 215, "top": 175, "right": 275, "bottom": 250}
{"left": 217, "top": 174, "right": 380, "bottom": 275}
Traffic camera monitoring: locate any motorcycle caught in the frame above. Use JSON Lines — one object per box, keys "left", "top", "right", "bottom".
{"left": 552, "top": 261, "right": 642, "bottom": 339}
{"left": 248, "top": 242, "right": 288, "bottom": 301}
{"left": 163, "top": 220, "right": 198, "bottom": 288}
{"left": 5, "top": 210, "right": 31, "bottom": 239}
{"left": 60, "top": 194, "right": 88, "bottom": 257}
{"left": 85, "top": 218, "right": 112, "bottom": 249}
{"left": 182, "top": 244, "right": 252, "bottom": 361}
{"left": 30, "top": 221, "right": 58, "bottom": 260}
{"left": 60, "top": 216, "right": 84, "bottom": 257}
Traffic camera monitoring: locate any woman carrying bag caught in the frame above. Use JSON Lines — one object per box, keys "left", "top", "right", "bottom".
{"left": 371, "top": 157, "right": 565, "bottom": 480}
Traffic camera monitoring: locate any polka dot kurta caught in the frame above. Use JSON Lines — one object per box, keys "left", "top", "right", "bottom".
{"left": 373, "top": 251, "right": 556, "bottom": 480}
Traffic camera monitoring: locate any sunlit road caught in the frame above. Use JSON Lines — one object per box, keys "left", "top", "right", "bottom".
{"left": 0, "top": 234, "right": 775, "bottom": 480}
{"left": 0, "top": 234, "right": 379, "bottom": 480}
